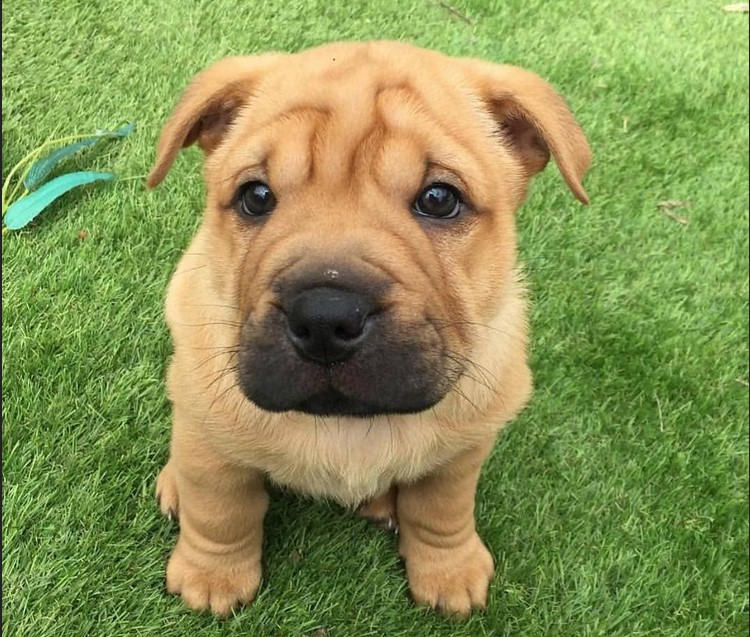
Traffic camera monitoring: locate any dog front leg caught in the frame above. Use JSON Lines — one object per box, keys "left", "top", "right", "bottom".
{"left": 397, "top": 437, "right": 496, "bottom": 617}
{"left": 157, "top": 408, "right": 268, "bottom": 616}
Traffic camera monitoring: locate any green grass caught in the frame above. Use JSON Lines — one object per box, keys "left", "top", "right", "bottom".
{"left": 2, "top": 1, "right": 748, "bottom": 636}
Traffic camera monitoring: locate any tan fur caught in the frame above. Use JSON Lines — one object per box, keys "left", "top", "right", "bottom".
{"left": 148, "top": 40, "right": 590, "bottom": 618}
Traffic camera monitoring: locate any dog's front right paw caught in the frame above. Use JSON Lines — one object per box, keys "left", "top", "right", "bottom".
{"left": 402, "top": 532, "right": 494, "bottom": 618}
{"left": 166, "top": 539, "right": 262, "bottom": 616}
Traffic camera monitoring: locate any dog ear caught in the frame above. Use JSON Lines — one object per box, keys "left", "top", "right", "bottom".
{"left": 147, "top": 55, "right": 281, "bottom": 188}
{"left": 466, "top": 62, "right": 592, "bottom": 204}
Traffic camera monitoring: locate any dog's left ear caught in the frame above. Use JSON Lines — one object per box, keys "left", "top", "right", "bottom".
{"left": 465, "top": 61, "right": 592, "bottom": 204}
{"left": 147, "top": 54, "right": 282, "bottom": 189}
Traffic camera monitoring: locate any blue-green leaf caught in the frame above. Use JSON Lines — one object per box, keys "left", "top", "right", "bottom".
{"left": 109, "top": 122, "right": 136, "bottom": 137}
{"left": 23, "top": 122, "right": 136, "bottom": 190}
{"left": 24, "top": 138, "right": 100, "bottom": 189}
{"left": 4, "top": 171, "right": 115, "bottom": 230}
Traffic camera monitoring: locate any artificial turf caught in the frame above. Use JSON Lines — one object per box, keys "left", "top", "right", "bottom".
{"left": 2, "top": 1, "right": 748, "bottom": 636}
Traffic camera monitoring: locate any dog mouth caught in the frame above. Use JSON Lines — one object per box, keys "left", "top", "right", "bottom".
{"left": 237, "top": 315, "right": 459, "bottom": 418}
{"left": 235, "top": 272, "right": 466, "bottom": 418}
{"left": 240, "top": 363, "right": 451, "bottom": 418}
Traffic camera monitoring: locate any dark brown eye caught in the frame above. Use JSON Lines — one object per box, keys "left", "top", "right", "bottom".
{"left": 413, "top": 183, "right": 462, "bottom": 219}
{"left": 238, "top": 181, "right": 276, "bottom": 217}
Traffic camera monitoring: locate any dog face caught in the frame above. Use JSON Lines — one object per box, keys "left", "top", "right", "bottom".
{"left": 149, "top": 41, "right": 590, "bottom": 420}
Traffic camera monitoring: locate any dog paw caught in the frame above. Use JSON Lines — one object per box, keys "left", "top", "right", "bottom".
{"left": 402, "top": 533, "right": 494, "bottom": 618}
{"left": 155, "top": 462, "right": 179, "bottom": 521}
{"left": 356, "top": 488, "right": 398, "bottom": 532}
{"left": 166, "top": 539, "right": 261, "bottom": 616}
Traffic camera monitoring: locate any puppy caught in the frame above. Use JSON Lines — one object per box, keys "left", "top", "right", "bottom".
{"left": 147, "top": 40, "right": 591, "bottom": 618}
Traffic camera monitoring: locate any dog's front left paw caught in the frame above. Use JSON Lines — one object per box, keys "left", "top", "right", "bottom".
{"left": 401, "top": 532, "right": 494, "bottom": 618}
{"left": 357, "top": 488, "right": 398, "bottom": 532}
{"left": 155, "top": 461, "right": 179, "bottom": 521}
{"left": 166, "top": 538, "right": 261, "bottom": 616}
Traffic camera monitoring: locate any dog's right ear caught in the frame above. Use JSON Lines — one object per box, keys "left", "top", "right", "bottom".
{"left": 147, "top": 55, "right": 281, "bottom": 189}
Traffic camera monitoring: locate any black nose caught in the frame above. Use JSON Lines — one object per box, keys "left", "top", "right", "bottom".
{"left": 285, "top": 287, "right": 374, "bottom": 364}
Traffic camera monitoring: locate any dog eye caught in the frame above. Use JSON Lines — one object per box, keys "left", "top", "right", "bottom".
{"left": 413, "top": 183, "right": 462, "bottom": 219}
{"left": 238, "top": 181, "right": 276, "bottom": 217}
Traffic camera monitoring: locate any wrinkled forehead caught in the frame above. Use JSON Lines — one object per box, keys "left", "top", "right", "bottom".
{"left": 213, "top": 49, "right": 498, "bottom": 203}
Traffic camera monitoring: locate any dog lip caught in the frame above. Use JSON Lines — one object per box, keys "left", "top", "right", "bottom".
{"left": 288, "top": 383, "right": 447, "bottom": 418}
{"left": 293, "top": 387, "right": 383, "bottom": 417}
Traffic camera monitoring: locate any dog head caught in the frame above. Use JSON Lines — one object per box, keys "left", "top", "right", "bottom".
{"left": 148, "top": 41, "right": 590, "bottom": 418}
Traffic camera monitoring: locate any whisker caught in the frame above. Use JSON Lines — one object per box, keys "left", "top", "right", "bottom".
{"left": 433, "top": 319, "right": 517, "bottom": 340}
{"left": 468, "top": 359, "right": 501, "bottom": 387}
{"left": 171, "top": 264, "right": 207, "bottom": 276}
{"left": 190, "top": 348, "right": 241, "bottom": 373}
{"left": 204, "top": 356, "right": 241, "bottom": 422}
{"left": 386, "top": 414, "right": 395, "bottom": 456}
{"left": 450, "top": 385, "right": 480, "bottom": 412}
{"left": 176, "top": 320, "right": 244, "bottom": 329}
{"left": 185, "top": 303, "right": 242, "bottom": 311}
{"left": 445, "top": 361, "right": 492, "bottom": 393}
{"left": 203, "top": 351, "right": 239, "bottom": 394}
{"left": 444, "top": 349, "right": 498, "bottom": 388}
{"left": 200, "top": 367, "right": 238, "bottom": 396}
{"left": 208, "top": 375, "right": 241, "bottom": 413}
{"left": 430, "top": 406, "right": 440, "bottom": 426}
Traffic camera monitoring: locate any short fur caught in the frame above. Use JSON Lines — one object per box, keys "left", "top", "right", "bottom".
{"left": 148, "top": 40, "right": 591, "bottom": 618}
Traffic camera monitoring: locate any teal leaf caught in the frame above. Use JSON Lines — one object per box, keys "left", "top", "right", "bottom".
{"left": 4, "top": 171, "right": 115, "bottom": 230}
{"left": 110, "top": 122, "right": 136, "bottom": 136}
{"left": 23, "top": 122, "right": 135, "bottom": 190}
{"left": 24, "top": 138, "right": 100, "bottom": 189}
